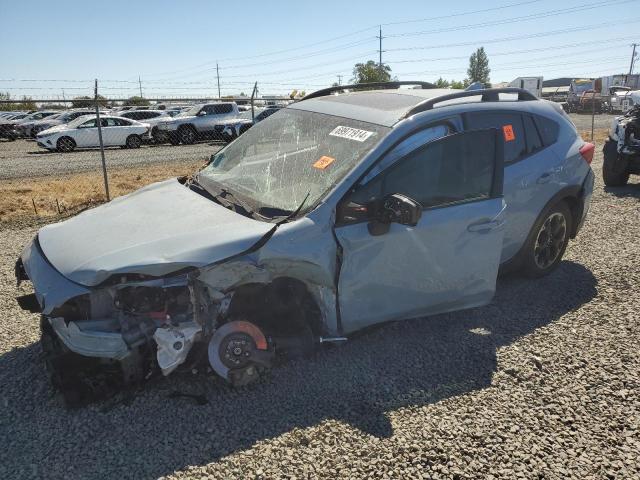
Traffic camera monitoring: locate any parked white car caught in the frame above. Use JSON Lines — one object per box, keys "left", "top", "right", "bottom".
{"left": 36, "top": 115, "right": 150, "bottom": 152}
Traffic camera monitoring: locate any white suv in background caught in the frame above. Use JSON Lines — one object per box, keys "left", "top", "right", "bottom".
{"left": 154, "top": 102, "right": 240, "bottom": 144}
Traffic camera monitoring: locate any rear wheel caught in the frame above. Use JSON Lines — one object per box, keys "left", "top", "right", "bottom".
{"left": 125, "top": 134, "right": 142, "bottom": 149}
{"left": 178, "top": 125, "right": 197, "bottom": 145}
{"left": 603, "top": 141, "right": 629, "bottom": 186}
{"left": 56, "top": 136, "right": 76, "bottom": 152}
{"left": 521, "top": 202, "right": 572, "bottom": 278}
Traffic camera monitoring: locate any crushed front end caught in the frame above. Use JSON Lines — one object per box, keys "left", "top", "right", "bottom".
{"left": 16, "top": 237, "right": 202, "bottom": 405}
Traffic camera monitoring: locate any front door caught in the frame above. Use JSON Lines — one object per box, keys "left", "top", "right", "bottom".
{"left": 334, "top": 129, "right": 506, "bottom": 334}
{"left": 75, "top": 118, "right": 99, "bottom": 147}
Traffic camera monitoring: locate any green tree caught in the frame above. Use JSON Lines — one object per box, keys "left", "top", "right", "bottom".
{"left": 467, "top": 47, "right": 490, "bottom": 85}
{"left": 72, "top": 95, "right": 108, "bottom": 108}
{"left": 351, "top": 60, "right": 392, "bottom": 84}
{"left": 435, "top": 77, "right": 450, "bottom": 88}
{"left": 450, "top": 79, "right": 468, "bottom": 89}
{"left": 126, "top": 96, "right": 150, "bottom": 106}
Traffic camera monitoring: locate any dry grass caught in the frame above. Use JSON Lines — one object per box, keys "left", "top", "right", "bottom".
{"left": 0, "top": 128, "right": 611, "bottom": 224}
{"left": 0, "top": 160, "right": 202, "bottom": 223}
{"left": 579, "top": 128, "right": 609, "bottom": 146}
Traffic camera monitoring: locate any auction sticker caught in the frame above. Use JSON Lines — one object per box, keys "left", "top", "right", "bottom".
{"left": 329, "top": 126, "right": 375, "bottom": 142}
{"left": 502, "top": 124, "right": 515, "bottom": 142}
{"left": 313, "top": 155, "right": 336, "bottom": 170}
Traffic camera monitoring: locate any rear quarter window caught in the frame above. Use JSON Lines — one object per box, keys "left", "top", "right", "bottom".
{"left": 466, "top": 111, "right": 526, "bottom": 164}
{"left": 533, "top": 115, "right": 560, "bottom": 146}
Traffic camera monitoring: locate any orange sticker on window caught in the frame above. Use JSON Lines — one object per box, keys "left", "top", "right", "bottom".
{"left": 503, "top": 124, "right": 515, "bottom": 142}
{"left": 313, "top": 155, "right": 335, "bottom": 170}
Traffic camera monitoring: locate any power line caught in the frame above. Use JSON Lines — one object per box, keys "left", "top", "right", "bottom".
{"left": 386, "top": 0, "right": 632, "bottom": 38}
{"left": 141, "top": 0, "right": 542, "bottom": 77}
{"left": 387, "top": 18, "right": 640, "bottom": 52}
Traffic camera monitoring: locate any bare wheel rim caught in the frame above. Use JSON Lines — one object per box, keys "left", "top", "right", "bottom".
{"left": 534, "top": 212, "right": 567, "bottom": 269}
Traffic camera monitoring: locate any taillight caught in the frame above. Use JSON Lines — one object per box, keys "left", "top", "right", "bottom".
{"left": 579, "top": 143, "right": 595, "bottom": 165}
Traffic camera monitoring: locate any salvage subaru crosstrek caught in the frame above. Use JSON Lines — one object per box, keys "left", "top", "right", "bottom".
{"left": 16, "top": 82, "right": 594, "bottom": 404}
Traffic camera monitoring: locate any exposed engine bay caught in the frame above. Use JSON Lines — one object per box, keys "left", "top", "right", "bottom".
{"left": 611, "top": 105, "right": 640, "bottom": 156}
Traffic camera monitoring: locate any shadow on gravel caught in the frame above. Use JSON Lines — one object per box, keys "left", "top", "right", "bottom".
{"left": 604, "top": 182, "right": 640, "bottom": 200}
{"left": 0, "top": 261, "right": 597, "bottom": 479}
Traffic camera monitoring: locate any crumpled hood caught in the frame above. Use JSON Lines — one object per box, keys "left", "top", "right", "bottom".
{"left": 36, "top": 179, "right": 273, "bottom": 287}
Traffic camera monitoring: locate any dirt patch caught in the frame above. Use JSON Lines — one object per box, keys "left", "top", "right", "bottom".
{"left": 0, "top": 160, "right": 203, "bottom": 223}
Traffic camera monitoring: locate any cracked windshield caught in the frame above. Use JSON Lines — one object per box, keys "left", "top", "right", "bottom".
{"left": 197, "top": 108, "right": 389, "bottom": 212}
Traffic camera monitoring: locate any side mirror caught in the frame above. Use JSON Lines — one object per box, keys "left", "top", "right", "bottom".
{"left": 367, "top": 193, "right": 422, "bottom": 236}
{"left": 197, "top": 110, "right": 207, "bottom": 116}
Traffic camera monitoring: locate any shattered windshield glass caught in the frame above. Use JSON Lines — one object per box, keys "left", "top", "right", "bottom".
{"left": 196, "top": 108, "right": 388, "bottom": 213}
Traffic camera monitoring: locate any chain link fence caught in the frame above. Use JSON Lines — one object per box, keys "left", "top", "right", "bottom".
{"left": 0, "top": 79, "right": 614, "bottom": 224}
{"left": 0, "top": 81, "right": 295, "bottom": 222}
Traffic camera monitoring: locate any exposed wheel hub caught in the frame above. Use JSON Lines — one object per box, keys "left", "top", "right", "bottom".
{"left": 220, "top": 333, "right": 255, "bottom": 369}
{"left": 208, "top": 321, "right": 273, "bottom": 386}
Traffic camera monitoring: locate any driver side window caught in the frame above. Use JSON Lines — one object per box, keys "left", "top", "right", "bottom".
{"left": 344, "top": 129, "right": 498, "bottom": 221}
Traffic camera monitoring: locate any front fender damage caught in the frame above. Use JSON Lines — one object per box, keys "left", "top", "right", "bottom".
{"left": 21, "top": 237, "right": 338, "bottom": 405}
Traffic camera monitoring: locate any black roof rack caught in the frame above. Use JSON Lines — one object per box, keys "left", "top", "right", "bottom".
{"left": 402, "top": 87, "right": 537, "bottom": 118}
{"left": 300, "top": 81, "right": 437, "bottom": 101}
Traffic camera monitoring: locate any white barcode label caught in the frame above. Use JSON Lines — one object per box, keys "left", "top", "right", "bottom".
{"left": 329, "top": 126, "right": 375, "bottom": 142}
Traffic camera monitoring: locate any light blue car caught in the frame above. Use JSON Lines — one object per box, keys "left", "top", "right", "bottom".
{"left": 16, "top": 83, "right": 595, "bottom": 401}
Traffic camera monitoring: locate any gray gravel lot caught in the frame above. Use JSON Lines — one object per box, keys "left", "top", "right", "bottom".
{"left": 1, "top": 153, "right": 639, "bottom": 479}
{"left": 0, "top": 139, "right": 221, "bottom": 180}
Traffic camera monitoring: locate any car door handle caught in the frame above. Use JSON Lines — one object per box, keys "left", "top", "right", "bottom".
{"left": 537, "top": 172, "right": 552, "bottom": 184}
{"left": 467, "top": 220, "right": 503, "bottom": 233}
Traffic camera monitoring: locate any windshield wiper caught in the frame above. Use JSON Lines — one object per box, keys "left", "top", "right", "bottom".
{"left": 215, "top": 187, "right": 255, "bottom": 216}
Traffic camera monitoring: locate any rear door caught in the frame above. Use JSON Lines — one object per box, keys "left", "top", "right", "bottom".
{"left": 465, "top": 111, "right": 561, "bottom": 263}
{"left": 335, "top": 129, "right": 506, "bottom": 334}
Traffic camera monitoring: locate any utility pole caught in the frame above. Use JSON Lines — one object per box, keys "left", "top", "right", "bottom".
{"left": 61, "top": 89, "right": 66, "bottom": 104}
{"left": 337, "top": 75, "right": 343, "bottom": 85}
{"left": 138, "top": 75, "right": 143, "bottom": 98}
{"left": 216, "top": 62, "right": 221, "bottom": 99}
{"left": 377, "top": 25, "right": 384, "bottom": 69}
{"left": 629, "top": 43, "right": 638, "bottom": 76}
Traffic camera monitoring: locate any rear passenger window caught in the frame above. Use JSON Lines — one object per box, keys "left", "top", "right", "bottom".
{"left": 523, "top": 115, "right": 543, "bottom": 153}
{"left": 533, "top": 115, "right": 560, "bottom": 146}
{"left": 467, "top": 112, "right": 526, "bottom": 164}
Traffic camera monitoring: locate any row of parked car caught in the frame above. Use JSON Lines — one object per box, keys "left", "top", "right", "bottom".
{"left": 0, "top": 103, "right": 282, "bottom": 151}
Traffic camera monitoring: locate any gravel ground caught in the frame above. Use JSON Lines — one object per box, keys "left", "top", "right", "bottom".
{"left": 1, "top": 152, "right": 639, "bottom": 480}
{"left": 0, "top": 139, "right": 222, "bottom": 180}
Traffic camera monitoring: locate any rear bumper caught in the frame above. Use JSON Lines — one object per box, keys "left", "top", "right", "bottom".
{"left": 574, "top": 169, "right": 595, "bottom": 236}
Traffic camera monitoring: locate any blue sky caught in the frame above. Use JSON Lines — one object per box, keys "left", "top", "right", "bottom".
{"left": 0, "top": 0, "right": 638, "bottom": 99}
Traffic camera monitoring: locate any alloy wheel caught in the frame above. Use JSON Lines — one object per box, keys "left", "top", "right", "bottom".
{"left": 533, "top": 212, "right": 567, "bottom": 269}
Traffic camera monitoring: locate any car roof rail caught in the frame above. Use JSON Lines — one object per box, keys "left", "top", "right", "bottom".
{"left": 402, "top": 87, "right": 538, "bottom": 118}
{"left": 300, "top": 81, "right": 437, "bottom": 101}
